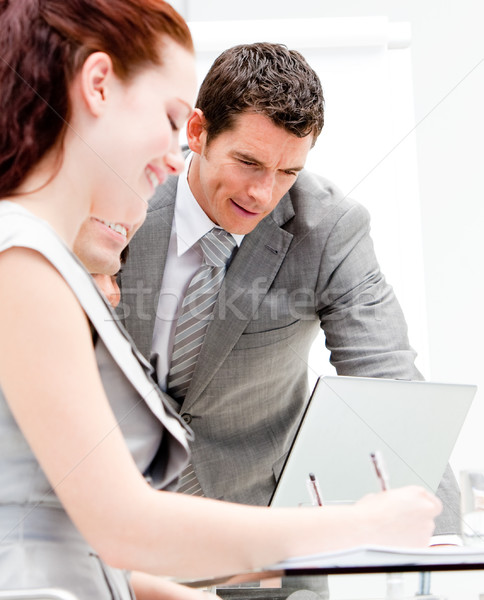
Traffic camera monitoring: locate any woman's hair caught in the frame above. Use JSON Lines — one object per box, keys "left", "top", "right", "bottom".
{"left": 196, "top": 42, "right": 324, "bottom": 147}
{"left": 0, "top": 0, "right": 193, "bottom": 197}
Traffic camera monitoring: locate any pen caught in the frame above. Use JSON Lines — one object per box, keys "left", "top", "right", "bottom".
{"left": 370, "top": 451, "right": 389, "bottom": 491}
{"left": 307, "top": 472, "right": 324, "bottom": 506}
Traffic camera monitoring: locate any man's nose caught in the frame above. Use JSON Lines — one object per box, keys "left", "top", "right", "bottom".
{"left": 165, "top": 140, "right": 185, "bottom": 175}
{"left": 248, "top": 171, "right": 275, "bottom": 206}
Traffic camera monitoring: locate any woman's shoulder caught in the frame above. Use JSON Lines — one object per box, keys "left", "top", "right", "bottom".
{"left": 0, "top": 201, "right": 123, "bottom": 357}
{"left": 0, "top": 201, "right": 74, "bottom": 264}
{"left": 0, "top": 201, "right": 189, "bottom": 442}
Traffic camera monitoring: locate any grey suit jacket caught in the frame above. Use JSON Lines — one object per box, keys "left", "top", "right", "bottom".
{"left": 119, "top": 169, "right": 460, "bottom": 535}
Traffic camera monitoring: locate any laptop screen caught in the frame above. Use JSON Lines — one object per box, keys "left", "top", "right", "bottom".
{"left": 270, "top": 376, "right": 476, "bottom": 507}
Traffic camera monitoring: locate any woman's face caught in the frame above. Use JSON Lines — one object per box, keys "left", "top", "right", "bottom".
{"left": 78, "top": 39, "right": 196, "bottom": 274}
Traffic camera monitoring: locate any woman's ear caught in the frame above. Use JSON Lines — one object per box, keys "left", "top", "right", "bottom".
{"left": 186, "top": 109, "right": 207, "bottom": 154}
{"left": 79, "top": 52, "right": 115, "bottom": 117}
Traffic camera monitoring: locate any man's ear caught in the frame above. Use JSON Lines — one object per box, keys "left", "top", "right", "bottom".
{"left": 79, "top": 52, "right": 115, "bottom": 117}
{"left": 186, "top": 109, "right": 207, "bottom": 154}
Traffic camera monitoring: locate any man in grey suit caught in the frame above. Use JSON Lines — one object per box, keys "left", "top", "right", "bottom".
{"left": 119, "top": 42, "right": 459, "bottom": 538}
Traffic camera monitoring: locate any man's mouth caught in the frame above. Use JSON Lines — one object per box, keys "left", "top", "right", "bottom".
{"left": 231, "top": 199, "right": 259, "bottom": 216}
{"left": 94, "top": 218, "right": 128, "bottom": 238}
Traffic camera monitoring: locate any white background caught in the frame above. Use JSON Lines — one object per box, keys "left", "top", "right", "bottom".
{"left": 171, "top": 0, "right": 484, "bottom": 485}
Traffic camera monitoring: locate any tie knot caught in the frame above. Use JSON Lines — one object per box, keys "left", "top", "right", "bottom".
{"left": 199, "top": 228, "right": 236, "bottom": 267}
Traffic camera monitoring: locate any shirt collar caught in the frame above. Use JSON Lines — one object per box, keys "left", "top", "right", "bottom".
{"left": 174, "top": 153, "right": 244, "bottom": 257}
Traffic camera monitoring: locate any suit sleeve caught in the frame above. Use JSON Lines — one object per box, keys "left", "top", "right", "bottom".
{"left": 315, "top": 201, "right": 421, "bottom": 379}
{"left": 314, "top": 201, "right": 460, "bottom": 536}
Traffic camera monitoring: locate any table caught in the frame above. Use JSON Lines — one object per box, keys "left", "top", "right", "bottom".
{"left": 197, "top": 547, "right": 484, "bottom": 600}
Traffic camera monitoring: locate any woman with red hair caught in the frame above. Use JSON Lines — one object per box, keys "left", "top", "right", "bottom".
{"left": 0, "top": 1, "right": 440, "bottom": 598}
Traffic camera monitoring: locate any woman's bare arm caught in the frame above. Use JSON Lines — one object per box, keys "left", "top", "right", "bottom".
{"left": 0, "top": 248, "right": 442, "bottom": 579}
{"left": 130, "top": 572, "right": 218, "bottom": 600}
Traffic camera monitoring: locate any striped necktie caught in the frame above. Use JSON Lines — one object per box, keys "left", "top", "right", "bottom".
{"left": 167, "top": 227, "right": 236, "bottom": 495}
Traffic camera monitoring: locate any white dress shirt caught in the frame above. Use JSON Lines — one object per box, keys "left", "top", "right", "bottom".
{"left": 151, "top": 154, "right": 243, "bottom": 391}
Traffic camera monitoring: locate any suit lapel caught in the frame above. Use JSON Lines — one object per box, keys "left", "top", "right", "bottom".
{"left": 181, "top": 195, "right": 295, "bottom": 411}
{"left": 121, "top": 177, "right": 177, "bottom": 358}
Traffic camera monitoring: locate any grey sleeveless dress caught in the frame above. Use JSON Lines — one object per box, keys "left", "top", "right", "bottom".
{"left": 0, "top": 202, "right": 192, "bottom": 598}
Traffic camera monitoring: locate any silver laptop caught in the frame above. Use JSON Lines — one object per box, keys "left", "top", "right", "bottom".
{"left": 270, "top": 376, "right": 477, "bottom": 507}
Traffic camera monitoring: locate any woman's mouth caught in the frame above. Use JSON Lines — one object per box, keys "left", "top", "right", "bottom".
{"left": 145, "top": 165, "right": 166, "bottom": 190}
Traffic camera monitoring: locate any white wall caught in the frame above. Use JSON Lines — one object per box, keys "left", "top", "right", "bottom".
{"left": 174, "top": 1, "right": 484, "bottom": 478}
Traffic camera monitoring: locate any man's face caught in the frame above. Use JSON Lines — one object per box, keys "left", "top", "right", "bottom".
{"left": 73, "top": 216, "right": 142, "bottom": 276}
{"left": 92, "top": 274, "right": 121, "bottom": 308}
{"left": 187, "top": 111, "right": 313, "bottom": 235}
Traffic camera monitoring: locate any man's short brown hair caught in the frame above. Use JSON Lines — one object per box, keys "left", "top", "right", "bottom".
{"left": 196, "top": 42, "right": 324, "bottom": 145}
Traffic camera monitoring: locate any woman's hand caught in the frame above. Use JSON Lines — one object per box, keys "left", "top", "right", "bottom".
{"left": 353, "top": 486, "right": 442, "bottom": 548}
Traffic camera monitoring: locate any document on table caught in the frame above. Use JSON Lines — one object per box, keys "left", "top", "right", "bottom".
{"left": 181, "top": 546, "right": 484, "bottom": 588}
{"left": 267, "top": 545, "right": 484, "bottom": 570}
